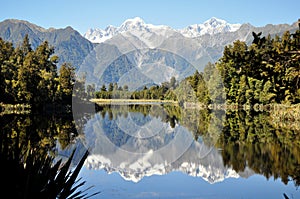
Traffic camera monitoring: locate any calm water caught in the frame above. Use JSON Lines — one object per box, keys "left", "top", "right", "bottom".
{"left": 73, "top": 104, "right": 300, "bottom": 199}
{"left": 2, "top": 104, "right": 300, "bottom": 199}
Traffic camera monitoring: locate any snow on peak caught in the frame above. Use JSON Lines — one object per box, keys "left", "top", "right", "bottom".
{"left": 84, "top": 27, "right": 116, "bottom": 43}
{"left": 204, "top": 17, "right": 227, "bottom": 27}
{"left": 83, "top": 17, "right": 242, "bottom": 43}
{"left": 180, "top": 17, "right": 241, "bottom": 38}
{"left": 119, "top": 17, "right": 148, "bottom": 32}
{"left": 84, "top": 17, "right": 170, "bottom": 43}
{"left": 122, "top": 17, "right": 145, "bottom": 25}
{"left": 84, "top": 151, "right": 240, "bottom": 184}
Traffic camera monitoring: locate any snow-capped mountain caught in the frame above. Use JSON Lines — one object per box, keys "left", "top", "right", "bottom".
{"left": 84, "top": 25, "right": 118, "bottom": 43}
{"left": 84, "top": 17, "right": 241, "bottom": 43}
{"left": 77, "top": 17, "right": 299, "bottom": 90}
{"left": 84, "top": 17, "right": 175, "bottom": 44}
{"left": 179, "top": 17, "right": 241, "bottom": 38}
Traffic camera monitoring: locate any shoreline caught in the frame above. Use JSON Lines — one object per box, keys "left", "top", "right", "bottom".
{"left": 90, "top": 98, "right": 179, "bottom": 105}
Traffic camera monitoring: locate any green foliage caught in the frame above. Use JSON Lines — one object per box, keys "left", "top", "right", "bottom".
{"left": 95, "top": 77, "right": 178, "bottom": 101}
{"left": 57, "top": 63, "right": 75, "bottom": 102}
{"left": 216, "top": 29, "right": 300, "bottom": 104}
{"left": 0, "top": 114, "right": 99, "bottom": 198}
{"left": 182, "top": 64, "right": 224, "bottom": 104}
{"left": 0, "top": 35, "right": 76, "bottom": 110}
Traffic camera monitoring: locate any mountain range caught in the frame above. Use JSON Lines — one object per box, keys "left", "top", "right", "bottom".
{"left": 84, "top": 17, "right": 242, "bottom": 43}
{"left": 0, "top": 17, "right": 298, "bottom": 89}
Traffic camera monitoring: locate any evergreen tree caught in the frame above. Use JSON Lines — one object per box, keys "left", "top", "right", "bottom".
{"left": 216, "top": 29, "right": 300, "bottom": 105}
{"left": 108, "top": 83, "right": 114, "bottom": 92}
{"left": 58, "top": 63, "right": 75, "bottom": 102}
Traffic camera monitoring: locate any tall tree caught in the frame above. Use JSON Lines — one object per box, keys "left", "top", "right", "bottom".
{"left": 58, "top": 63, "right": 75, "bottom": 102}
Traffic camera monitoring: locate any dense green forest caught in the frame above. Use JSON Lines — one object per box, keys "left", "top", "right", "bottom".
{"left": 0, "top": 35, "right": 75, "bottom": 110}
{"left": 186, "top": 29, "right": 300, "bottom": 105}
{"left": 217, "top": 110, "right": 300, "bottom": 186}
{"left": 95, "top": 77, "right": 178, "bottom": 101}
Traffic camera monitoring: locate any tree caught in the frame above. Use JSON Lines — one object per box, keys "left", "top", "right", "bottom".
{"left": 215, "top": 29, "right": 300, "bottom": 105}
{"left": 20, "top": 34, "right": 32, "bottom": 56}
{"left": 108, "top": 83, "right": 114, "bottom": 92}
{"left": 101, "top": 84, "right": 107, "bottom": 92}
{"left": 0, "top": 38, "right": 16, "bottom": 103}
{"left": 58, "top": 63, "right": 75, "bottom": 102}
{"left": 170, "top": 76, "right": 176, "bottom": 89}
{"left": 113, "top": 82, "right": 118, "bottom": 91}
{"left": 123, "top": 85, "right": 129, "bottom": 91}
{"left": 86, "top": 84, "right": 95, "bottom": 99}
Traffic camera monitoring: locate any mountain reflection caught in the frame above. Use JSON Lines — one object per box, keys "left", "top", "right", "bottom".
{"left": 1, "top": 104, "right": 299, "bottom": 190}
{"left": 80, "top": 104, "right": 300, "bottom": 187}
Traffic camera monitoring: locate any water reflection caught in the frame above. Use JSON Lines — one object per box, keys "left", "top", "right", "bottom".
{"left": 218, "top": 111, "right": 300, "bottom": 187}
{"left": 1, "top": 104, "right": 300, "bottom": 198}
{"left": 0, "top": 113, "right": 98, "bottom": 198}
{"left": 83, "top": 105, "right": 197, "bottom": 182}
{"left": 80, "top": 104, "right": 300, "bottom": 188}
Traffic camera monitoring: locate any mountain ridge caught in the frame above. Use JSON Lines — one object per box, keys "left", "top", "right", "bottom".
{"left": 84, "top": 17, "right": 242, "bottom": 43}
{"left": 0, "top": 18, "right": 298, "bottom": 88}
{"left": 0, "top": 18, "right": 95, "bottom": 68}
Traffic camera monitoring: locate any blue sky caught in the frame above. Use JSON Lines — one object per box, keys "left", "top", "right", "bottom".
{"left": 1, "top": 0, "right": 299, "bottom": 34}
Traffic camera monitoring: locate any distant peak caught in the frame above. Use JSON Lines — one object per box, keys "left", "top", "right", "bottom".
{"left": 204, "top": 17, "right": 227, "bottom": 25}
{"left": 179, "top": 17, "right": 241, "bottom": 38}
{"left": 121, "top": 17, "right": 146, "bottom": 28}
{"left": 124, "top": 17, "right": 145, "bottom": 24}
{"left": 105, "top": 25, "right": 117, "bottom": 31}
{"left": 106, "top": 25, "right": 116, "bottom": 28}
{"left": 65, "top": 26, "right": 74, "bottom": 30}
{"left": 83, "top": 16, "right": 242, "bottom": 43}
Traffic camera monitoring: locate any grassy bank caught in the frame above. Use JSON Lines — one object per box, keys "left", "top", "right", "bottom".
{"left": 90, "top": 98, "right": 179, "bottom": 105}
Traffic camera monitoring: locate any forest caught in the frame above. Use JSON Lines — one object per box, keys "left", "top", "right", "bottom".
{"left": 188, "top": 29, "right": 300, "bottom": 105}
{"left": 0, "top": 35, "right": 76, "bottom": 111}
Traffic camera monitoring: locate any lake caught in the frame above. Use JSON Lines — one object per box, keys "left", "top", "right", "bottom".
{"left": 2, "top": 103, "right": 300, "bottom": 199}
{"left": 74, "top": 103, "right": 300, "bottom": 199}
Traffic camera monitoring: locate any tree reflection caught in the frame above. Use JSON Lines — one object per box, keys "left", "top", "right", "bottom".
{"left": 0, "top": 114, "right": 99, "bottom": 198}
{"left": 94, "top": 104, "right": 300, "bottom": 187}
{"left": 218, "top": 110, "right": 300, "bottom": 186}
{"left": 4, "top": 102, "right": 299, "bottom": 197}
